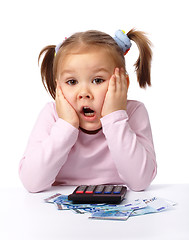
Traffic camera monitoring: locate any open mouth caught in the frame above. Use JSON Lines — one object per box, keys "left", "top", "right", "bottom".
{"left": 82, "top": 107, "right": 95, "bottom": 117}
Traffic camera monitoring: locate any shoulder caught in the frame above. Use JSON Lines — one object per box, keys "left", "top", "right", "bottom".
{"left": 42, "top": 101, "right": 56, "bottom": 111}
{"left": 41, "top": 101, "right": 57, "bottom": 114}
{"left": 127, "top": 100, "right": 151, "bottom": 130}
{"left": 37, "top": 101, "right": 58, "bottom": 121}
{"left": 127, "top": 100, "right": 146, "bottom": 117}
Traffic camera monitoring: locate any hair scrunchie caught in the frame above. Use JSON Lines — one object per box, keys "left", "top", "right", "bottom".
{"left": 55, "top": 42, "right": 62, "bottom": 56}
{"left": 54, "top": 37, "right": 67, "bottom": 56}
{"left": 114, "top": 30, "right": 132, "bottom": 55}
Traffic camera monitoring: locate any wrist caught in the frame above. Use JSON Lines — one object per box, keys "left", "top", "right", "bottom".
{"left": 101, "top": 110, "right": 128, "bottom": 125}
{"left": 102, "top": 107, "right": 127, "bottom": 118}
{"left": 57, "top": 116, "right": 79, "bottom": 129}
{"left": 71, "top": 122, "right": 79, "bottom": 129}
{"left": 66, "top": 119, "right": 79, "bottom": 129}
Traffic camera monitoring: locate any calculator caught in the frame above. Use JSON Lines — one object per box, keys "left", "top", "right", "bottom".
{"left": 68, "top": 185, "right": 127, "bottom": 204}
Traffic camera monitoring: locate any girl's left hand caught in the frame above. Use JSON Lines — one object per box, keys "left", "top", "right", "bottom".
{"left": 101, "top": 68, "right": 128, "bottom": 117}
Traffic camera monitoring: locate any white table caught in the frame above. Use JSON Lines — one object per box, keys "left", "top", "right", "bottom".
{"left": 1, "top": 184, "right": 189, "bottom": 240}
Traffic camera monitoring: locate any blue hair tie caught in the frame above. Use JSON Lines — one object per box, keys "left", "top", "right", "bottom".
{"left": 54, "top": 37, "right": 68, "bottom": 56}
{"left": 54, "top": 42, "right": 62, "bottom": 56}
{"left": 55, "top": 42, "right": 62, "bottom": 54}
{"left": 114, "top": 30, "right": 132, "bottom": 55}
{"left": 55, "top": 32, "right": 131, "bottom": 56}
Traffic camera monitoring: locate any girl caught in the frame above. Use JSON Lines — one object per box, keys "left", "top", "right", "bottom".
{"left": 19, "top": 29, "right": 157, "bottom": 193}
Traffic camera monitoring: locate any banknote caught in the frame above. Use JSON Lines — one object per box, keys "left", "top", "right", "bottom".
{"left": 89, "top": 197, "right": 175, "bottom": 220}
{"left": 131, "top": 200, "right": 174, "bottom": 217}
{"left": 54, "top": 202, "right": 105, "bottom": 211}
{"left": 44, "top": 193, "right": 62, "bottom": 203}
{"left": 143, "top": 197, "right": 175, "bottom": 212}
{"left": 83, "top": 199, "right": 147, "bottom": 213}
{"left": 53, "top": 195, "right": 106, "bottom": 210}
{"left": 44, "top": 193, "right": 176, "bottom": 221}
{"left": 89, "top": 209, "right": 133, "bottom": 221}
{"left": 51, "top": 195, "right": 146, "bottom": 212}
{"left": 131, "top": 205, "right": 160, "bottom": 216}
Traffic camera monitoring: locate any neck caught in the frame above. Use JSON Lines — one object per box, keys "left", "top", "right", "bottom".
{"left": 79, "top": 127, "right": 102, "bottom": 135}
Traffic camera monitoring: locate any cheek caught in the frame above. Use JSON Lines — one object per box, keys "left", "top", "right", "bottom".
{"left": 95, "top": 87, "right": 108, "bottom": 108}
{"left": 59, "top": 83, "right": 76, "bottom": 107}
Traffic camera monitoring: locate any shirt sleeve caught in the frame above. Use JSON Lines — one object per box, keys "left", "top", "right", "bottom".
{"left": 19, "top": 102, "right": 79, "bottom": 193}
{"left": 100, "top": 102, "right": 157, "bottom": 191}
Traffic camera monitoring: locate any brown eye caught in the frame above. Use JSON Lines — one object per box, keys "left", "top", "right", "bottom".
{"left": 66, "top": 79, "right": 78, "bottom": 85}
{"left": 92, "top": 78, "right": 104, "bottom": 84}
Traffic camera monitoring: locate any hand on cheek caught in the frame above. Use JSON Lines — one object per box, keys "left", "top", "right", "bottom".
{"left": 55, "top": 83, "right": 79, "bottom": 129}
{"left": 101, "top": 68, "right": 128, "bottom": 117}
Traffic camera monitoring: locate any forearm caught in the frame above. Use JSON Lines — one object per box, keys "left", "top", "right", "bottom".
{"left": 19, "top": 118, "right": 78, "bottom": 193}
{"left": 101, "top": 109, "right": 157, "bottom": 191}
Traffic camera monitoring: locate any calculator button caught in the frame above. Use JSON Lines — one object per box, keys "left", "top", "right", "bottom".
{"left": 85, "top": 185, "right": 96, "bottom": 194}
{"left": 104, "top": 185, "right": 114, "bottom": 194}
{"left": 94, "top": 185, "right": 104, "bottom": 194}
{"left": 113, "top": 186, "right": 122, "bottom": 194}
{"left": 76, "top": 185, "right": 87, "bottom": 194}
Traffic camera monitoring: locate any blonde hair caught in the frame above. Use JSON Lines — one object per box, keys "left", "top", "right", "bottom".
{"left": 38, "top": 29, "right": 152, "bottom": 99}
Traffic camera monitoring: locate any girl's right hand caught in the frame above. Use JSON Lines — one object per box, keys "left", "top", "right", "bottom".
{"left": 55, "top": 85, "right": 79, "bottom": 129}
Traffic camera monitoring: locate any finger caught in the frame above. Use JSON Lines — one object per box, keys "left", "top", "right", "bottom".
{"left": 123, "top": 70, "right": 130, "bottom": 91}
{"left": 108, "top": 74, "right": 116, "bottom": 92}
{"left": 56, "top": 87, "right": 64, "bottom": 102}
{"left": 56, "top": 85, "right": 60, "bottom": 97}
{"left": 114, "top": 68, "right": 122, "bottom": 90}
{"left": 120, "top": 68, "right": 127, "bottom": 90}
{"left": 55, "top": 85, "right": 60, "bottom": 99}
{"left": 56, "top": 80, "right": 60, "bottom": 90}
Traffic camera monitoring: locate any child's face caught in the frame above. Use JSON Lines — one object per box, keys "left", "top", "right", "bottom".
{"left": 57, "top": 48, "right": 117, "bottom": 132}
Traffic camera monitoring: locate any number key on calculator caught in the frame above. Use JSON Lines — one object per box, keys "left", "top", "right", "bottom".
{"left": 68, "top": 185, "right": 127, "bottom": 204}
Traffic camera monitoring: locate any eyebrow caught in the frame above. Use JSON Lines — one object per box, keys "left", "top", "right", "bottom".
{"left": 92, "top": 67, "right": 110, "bottom": 73}
{"left": 60, "top": 70, "right": 74, "bottom": 76}
{"left": 60, "top": 67, "right": 110, "bottom": 76}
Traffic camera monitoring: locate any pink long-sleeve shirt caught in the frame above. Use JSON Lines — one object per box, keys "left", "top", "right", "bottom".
{"left": 19, "top": 100, "right": 157, "bottom": 193}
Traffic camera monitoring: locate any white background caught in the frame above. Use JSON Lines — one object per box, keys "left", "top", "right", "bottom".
{"left": 0, "top": 0, "right": 188, "bottom": 188}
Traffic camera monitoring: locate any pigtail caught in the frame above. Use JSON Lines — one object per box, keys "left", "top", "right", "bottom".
{"left": 127, "top": 29, "right": 152, "bottom": 88}
{"left": 38, "top": 45, "right": 56, "bottom": 99}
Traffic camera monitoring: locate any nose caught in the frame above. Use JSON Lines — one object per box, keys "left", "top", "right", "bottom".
{"left": 78, "top": 88, "right": 93, "bottom": 100}
{"left": 78, "top": 92, "right": 92, "bottom": 99}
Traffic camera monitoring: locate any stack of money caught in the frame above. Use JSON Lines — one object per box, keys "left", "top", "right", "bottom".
{"left": 44, "top": 194, "right": 176, "bottom": 221}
